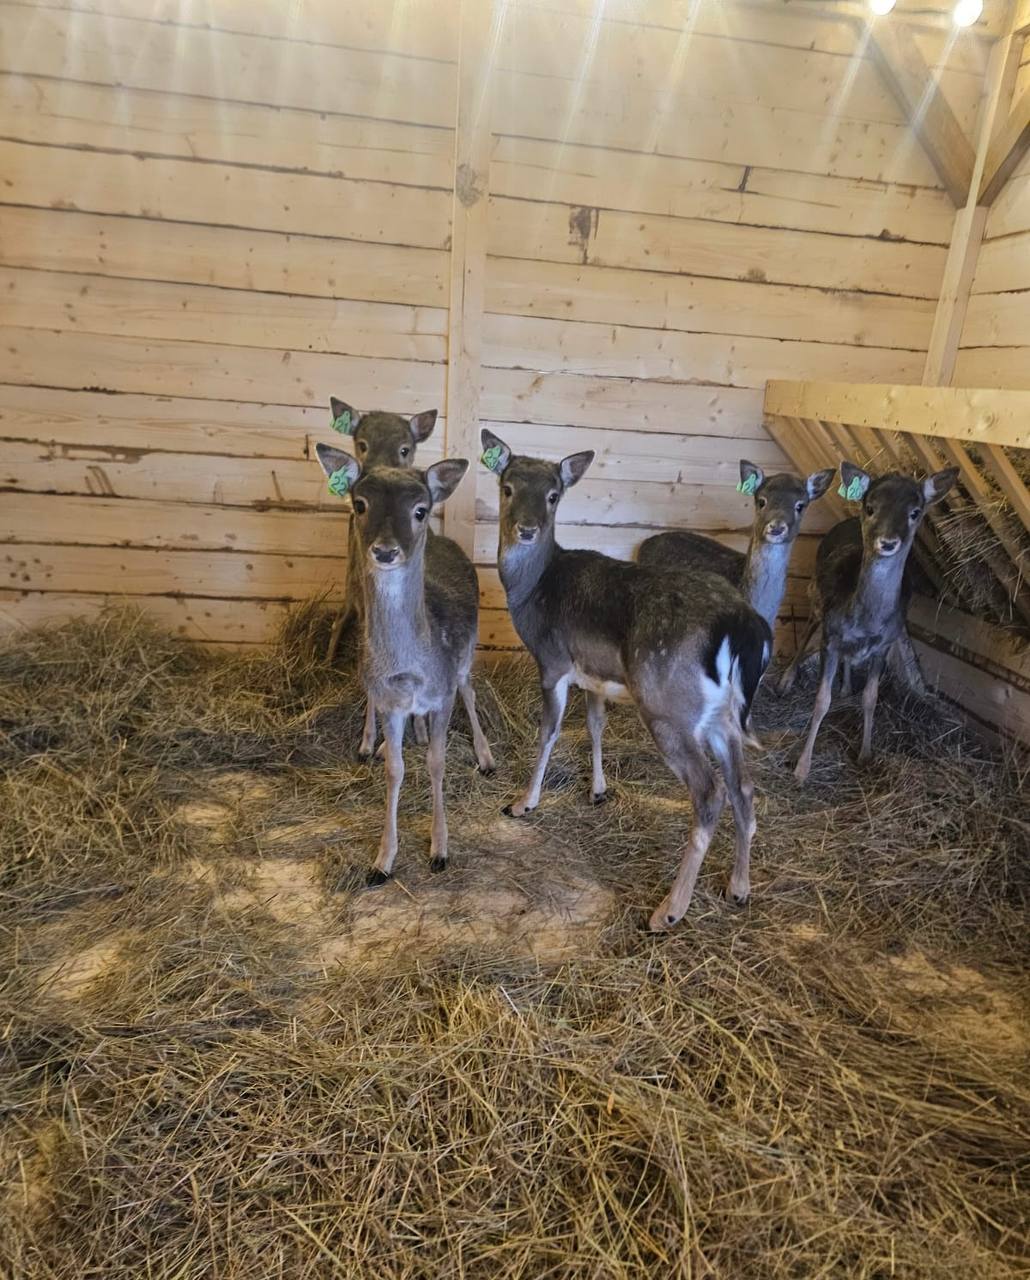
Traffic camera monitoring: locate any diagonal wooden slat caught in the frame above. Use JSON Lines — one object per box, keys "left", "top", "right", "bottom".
{"left": 979, "top": 87, "right": 1030, "bottom": 205}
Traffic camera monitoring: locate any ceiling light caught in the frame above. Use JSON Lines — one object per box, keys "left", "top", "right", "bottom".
{"left": 952, "top": 0, "right": 983, "bottom": 25}
{"left": 869, "top": 0, "right": 897, "bottom": 14}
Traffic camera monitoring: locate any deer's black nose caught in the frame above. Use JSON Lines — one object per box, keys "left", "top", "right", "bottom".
{"left": 517, "top": 525, "right": 538, "bottom": 543}
{"left": 875, "top": 537, "right": 901, "bottom": 556}
{"left": 372, "top": 544, "right": 401, "bottom": 565}
{"left": 766, "top": 521, "right": 788, "bottom": 539}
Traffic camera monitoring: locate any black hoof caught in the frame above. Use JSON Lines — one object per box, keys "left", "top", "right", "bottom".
{"left": 357, "top": 749, "right": 372, "bottom": 763}
{"left": 590, "top": 791, "right": 608, "bottom": 806}
{"left": 501, "top": 804, "right": 515, "bottom": 817}
{"left": 730, "top": 894, "right": 749, "bottom": 908}
{"left": 478, "top": 765, "right": 496, "bottom": 778}
{"left": 366, "top": 868, "right": 392, "bottom": 888}
{"left": 429, "top": 857, "right": 448, "bottom": 874}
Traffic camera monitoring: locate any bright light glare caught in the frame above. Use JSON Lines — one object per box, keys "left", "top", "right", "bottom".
{"left": 869, "top": 0, "right": 896, "bottom": 14}
{"left": 952, "top": 0, "right": 983, "bottom": 25}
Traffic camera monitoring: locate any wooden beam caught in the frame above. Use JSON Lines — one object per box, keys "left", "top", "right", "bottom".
{"left": 865, "top": 20, "right": 976, "bottom": 206}
{"left": 443, "top": 0, "right": 496, "bottom": 557}
{"left": 764, "top": 381, "right": 1030, "bottom": 450}
{"left": 979, "top": 88, "right": 1030, "bottom": 205}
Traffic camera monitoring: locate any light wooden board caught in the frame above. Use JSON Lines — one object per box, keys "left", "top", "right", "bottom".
{"left": 0, "top": 5, "right": 457, "bottom": 128}
{"left": 490, "top": 138, "right": 957, "bottom": 244}
{"left": 0, "top": 268, "right": 448, "bottom": 364}
{"left": 0, "top": 141, "right": 452, "bottom": 251}
{"left": 0, "top": 73, "right": 455, "bottom": 189}
{"left": 488, "top": 198, "right": 947, "bottom": 299}
{"left": 962, "top": 289, "right": 1030, "bottom": 346}
{"left": 2, "top": 543, "right": 346, "bottom": 601}
{"left": 952, "top": 347, "right": 1030, "bottom": 388}
{"left": 0, "top": 207, "right": 449, "bottom": 309}
{"left": 483, "top": 315, "right": 926, "bottom": 389}
{"left": 0, "top": 327, "right": 446, "bottom": 411}
{"left": 764, "top": 380, "right": 1030, "bottom": 449}
{"left": 970, "top": 231, "right": 1030, "bottom": 293}
{"left": 487, "top": 258, "right": 936, "bottom": 350}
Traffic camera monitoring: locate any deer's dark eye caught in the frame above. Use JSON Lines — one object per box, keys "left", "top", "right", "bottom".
{"left": 795, "top": 501, "right": 806, "bottom": 514}
{"left": 414, "top": 506, "right": 427, "bottom": 523}
{"left": 502, "top": 484, "right": 513, "bottom": 498}
{"left": 400, "top": 446, "right": 410, "bottom": 459}
{"left": 353, "top": 497, "right": 367, "bottom": 515}
{"left": 865, "top": 504, "right": 874, "bottom": 516}
{"left": 757, "top": 497, "right": 767, "bottom": 509}
{"left": 909, "top": 508, "right": 921, "bottom": 521}
{"left": 547, "top": 492, "right": 559, "bottom": 506}
{"left": 357, "top": 441, "right": 368, "bottom": 454}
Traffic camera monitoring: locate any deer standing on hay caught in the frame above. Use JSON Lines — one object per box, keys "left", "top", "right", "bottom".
{"left": 480, "top": 429, "right": 771, "bottom": 931}
{"left": 322, "top": 396, "right": 437, "bottom": 759}
{"left": 638, "top": 459, "right": 836, "bottom": 633}
{"left": 316, "top": 447, "right": 494, "bottom": 882}
{"left": 780, "top": 460, "right": 958, "bottom": 783}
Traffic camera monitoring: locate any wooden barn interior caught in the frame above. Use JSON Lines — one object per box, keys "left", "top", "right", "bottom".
{"left": 2, "top": 0, "right": 1028, "bottom": 743}
{"left": 2, "top": 4, "right": 1030, "bottom": 1276}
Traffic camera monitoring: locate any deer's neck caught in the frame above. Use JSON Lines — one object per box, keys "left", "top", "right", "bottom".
{"left": 853, "top": 545, "right": 907, "bottom": 626}
{"left": 362, "top": 550, "right": 430, "bottom": 668}
{"left": 498, "top": 529, "right": 556, "bottom": 613}
{"left": 742, "top": 536, "right": 792, "bottom": 630}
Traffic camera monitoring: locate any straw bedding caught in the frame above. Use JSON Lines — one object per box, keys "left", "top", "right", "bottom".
{"left": 1, "top": 606, "right": 1028, "bottom": 1279}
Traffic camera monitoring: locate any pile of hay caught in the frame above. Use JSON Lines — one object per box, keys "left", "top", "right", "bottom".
{"left": 1, "top": 607, "right": 1028, "bottom": 1278}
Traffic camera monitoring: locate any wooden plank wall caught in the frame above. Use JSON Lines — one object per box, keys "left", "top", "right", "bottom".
{"left": 956, "top": 45, "right": 1030, "bottom": 388}
{"left": 0, "top": 0, "right": 991, "bottom": 650}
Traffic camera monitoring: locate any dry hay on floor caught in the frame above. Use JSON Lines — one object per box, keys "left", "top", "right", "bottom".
{"left": 1, "top": 605, "right": 1028, "bottom": 1279}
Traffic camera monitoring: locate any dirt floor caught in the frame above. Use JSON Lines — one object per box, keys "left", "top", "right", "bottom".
{"left": 1, "top": 607, "right": 1028, "bottom": 1279}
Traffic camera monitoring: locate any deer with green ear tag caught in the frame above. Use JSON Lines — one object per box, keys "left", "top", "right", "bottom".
{"left": 321, "top": 395, "right": 438, "bottom": 760}
{"left": 782, "top": 459, "right": 958, "bottom": 783}
{"left": 315, "top": 448, "right": 494, "bottom": 882}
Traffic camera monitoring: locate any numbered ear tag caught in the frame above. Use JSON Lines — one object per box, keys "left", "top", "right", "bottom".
{"left": 736, "top": 473, "right": 759, "bottom": 496}
{"left": 481, "top": 444, "right": 505, "bottom": 474}
{"left": 331, "top": 410, "right": 353, "bottom": 435}
{"left": 327, "top": 468, "right": 351, "bottom": 497}
{"left": 838, "top": 477, "right": 864, "bottom": 501}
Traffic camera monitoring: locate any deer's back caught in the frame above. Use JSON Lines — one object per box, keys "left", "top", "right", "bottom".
{"left": 637, "top": 530, "right": 745, "bottom": 587}
{"left": 815, "top": 518, "right": 863, "bottom": 611}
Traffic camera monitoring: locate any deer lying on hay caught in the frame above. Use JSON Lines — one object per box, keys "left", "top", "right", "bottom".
{"left": 322, "top": 396, "right": 438, "bottom": 759}
{"left": 316, "top": 446, "right": 495, "bottom": 883}
{"left": 480, "top": 428, "right": 771, "bottom": 931}
{"left": 780, "top": 459, "right": 958, "bottom": 783}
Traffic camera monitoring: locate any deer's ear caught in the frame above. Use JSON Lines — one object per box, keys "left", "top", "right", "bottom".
{"left": 737, "top": 459, "right": 764, "bottom": 496}
{"left": 426, "top": 458, "right": 469, "bottom": 506}
{"left": 480, "top": 428, "right": 512, "bottom": 476}
{"left": 315, "top": 443, "right": 361, "bottom": 498}
{"left": 559, "top": 450, "right": 594, "bottom": 488}
{"left": 923, "top": 467, "right": 958, "bottom": 505}
{"left": 409, "top": 409, "right": 438, "bottom": 443}
{"left": 329, "top": 396, "right": 361, "bottom": 436}
{"left": 806, "top": 468, "right": 836, "bottom": 500}
{"left": 838, "top": 460, "right": 871, "bottom": 503}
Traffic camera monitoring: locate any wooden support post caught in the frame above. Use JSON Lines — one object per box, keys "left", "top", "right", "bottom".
{"left": 979, "top": 88, "right": 1030, "bottom": 205}
{"left": 443, "top": 0, "right": 496, "bottom": 557}
{"left": 865, "top": 20, "right": 976, "bottom": 206}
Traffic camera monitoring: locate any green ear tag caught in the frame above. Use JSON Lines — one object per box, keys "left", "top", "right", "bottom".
{"left": 736, "top": 473, "right": 759, "bottom": 496}
{"left": 327, "top": 468, "right": 351, "bottom": 497}
{"left": 838, "top": 476, "right": 864, "bottom": 501}
{"left": 331, "top": 410, "right": 353, "bottom": 435}
{"left": 481, "top": 444, "right": 504, "bottom": 474}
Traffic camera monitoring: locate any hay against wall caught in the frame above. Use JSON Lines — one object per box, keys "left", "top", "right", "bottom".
{"left": 1, "top": 606, "right": 1028, "bottom": 1280}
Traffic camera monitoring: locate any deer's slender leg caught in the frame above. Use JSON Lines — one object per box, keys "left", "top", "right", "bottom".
{"left": 840, "top": 659, "right": 853, "bottom": 698}
{"left": 646, "top": 720, "right": 726, "bottom": 930}
{"left": 413, "top": 716, "right": 429, "bottom": 746}
{"left": 326, "top": 605, "right": 352, "bottom": 665}
{"left": 794, "top": 646, "right": 839, "bottom": 783}
{"left": 889, "top": 629, "right": 927, "bottom": 697}
{"left": 459, "top": 679, "right": 495, "bottom": 775}
{"left": 505, "top": 675, "right": 569, "bottom": 817}
{"left": 858, "top": 652, "right": 885, "bottom": 764}
{"left": 427, "top": 695, "right": 456, "bottom": 873}
{"left": 359, "top": 699, "right": 378, "bottom": 761}
{"left": 369, "top": 710, "right": 406, "bottom": 884}
{"left": 776, "top": 616, "right": 820, "bottom": 694}
{"left": 585, "top": 690, "right": 608, "bottom": 804}
{"left": 711, "top": 732, "right": 756, "bottom": 905}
